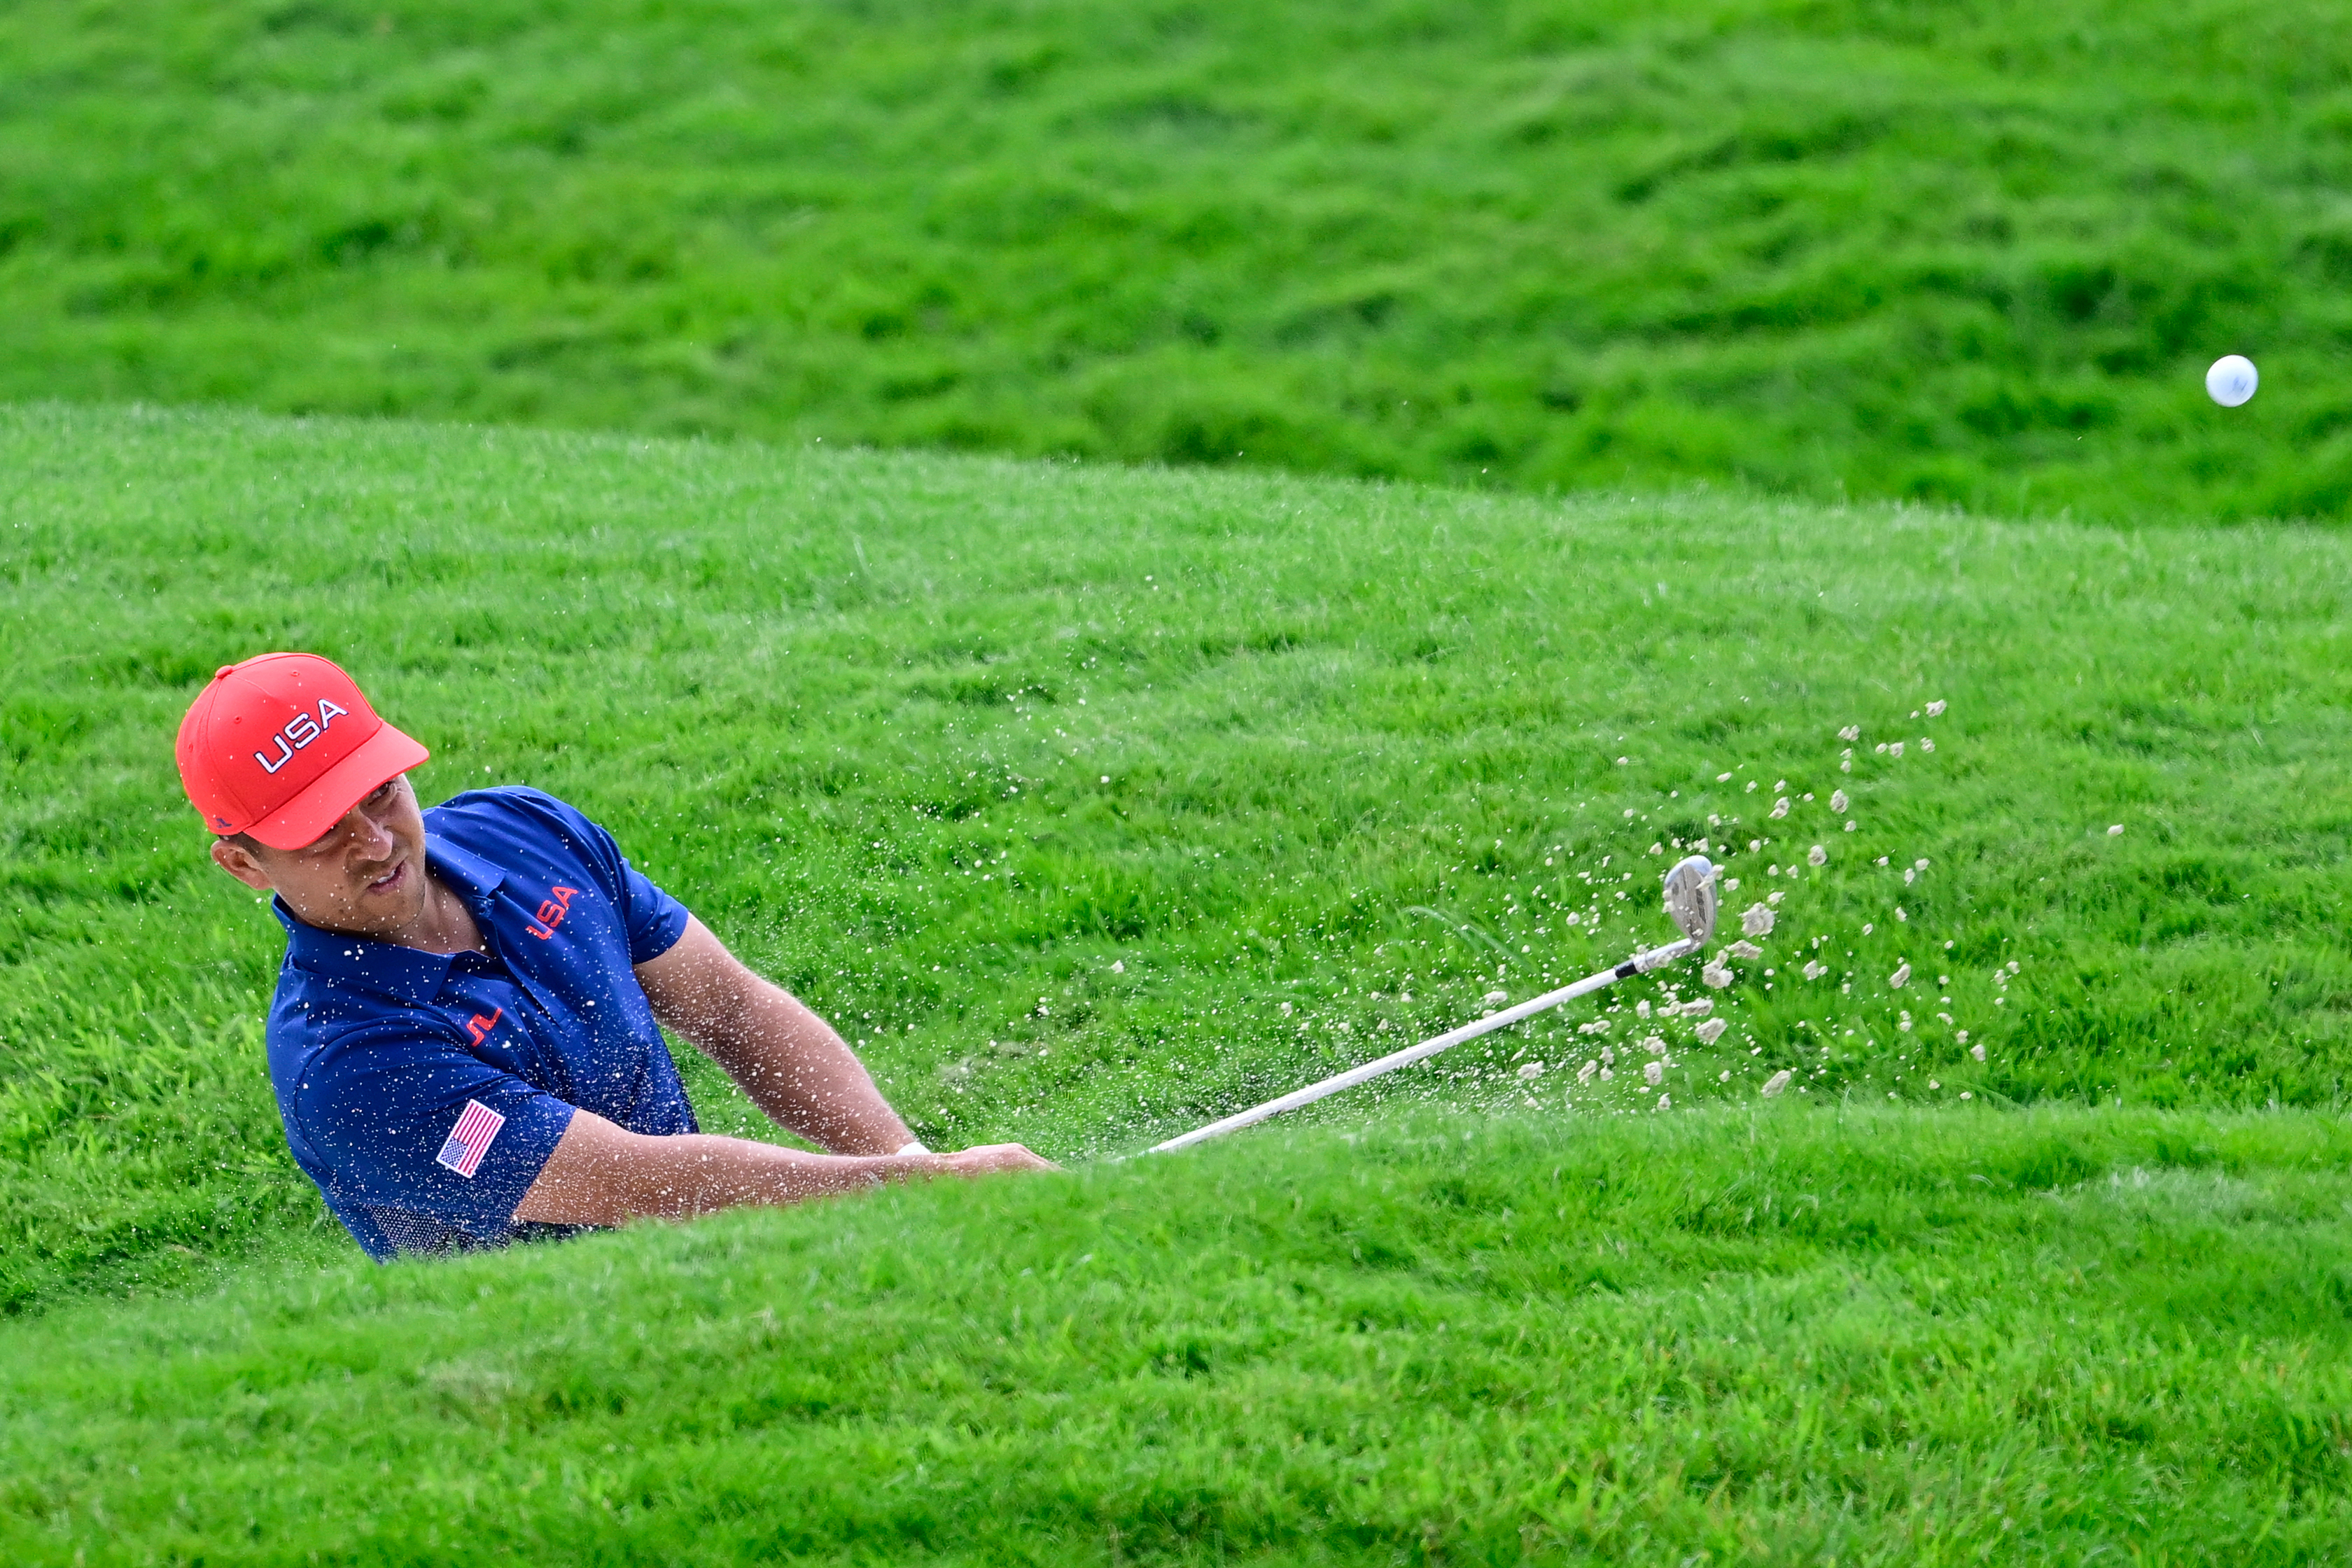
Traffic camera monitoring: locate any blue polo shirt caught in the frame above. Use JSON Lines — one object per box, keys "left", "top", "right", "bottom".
{"left": 265, "top": 787, "right": 698, "bottom": 1261}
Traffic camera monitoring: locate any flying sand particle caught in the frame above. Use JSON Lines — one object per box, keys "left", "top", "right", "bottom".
{"left": 1830, "top": 790, "right": 1849, "bottom": 813}
{"left": 1889, "top": 962, "right": 1912, "bottom": 988}
{"left": 1761, "top": 1069, "right": 1793, "bottom": 1097}
{"left": 1741, "top": 903, "right": 1775, "bottom": 937}
{"left": 1517, "top": 1061, "right": 1544, "bottom": 1080}
{"left": 1695, "top": 1017, "right": 1728, "bottom": 1045}
{"left": 1808, "top": 845, "right": 1828, "bottom": 867}
{"left": 1644, "top": 1060, "right": 1665, "bottom": 1086}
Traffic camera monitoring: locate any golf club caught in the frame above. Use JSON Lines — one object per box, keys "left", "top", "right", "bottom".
{"left": 1147, "top": 854, "right": 1720, "bottom": 1154}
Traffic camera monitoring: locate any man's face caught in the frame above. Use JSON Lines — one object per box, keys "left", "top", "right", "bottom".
{"left": 212, "top": 775, "right": 432, "bottom": 941}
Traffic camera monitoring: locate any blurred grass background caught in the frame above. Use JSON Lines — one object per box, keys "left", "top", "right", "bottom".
{"left": 10, "top": 7, "right": 2352, "bottom": 1554}
{"left": 1, "top": 0, "right": 2346, "bottom": 520}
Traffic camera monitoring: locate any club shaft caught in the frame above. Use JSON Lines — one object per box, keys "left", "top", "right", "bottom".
{"left": 1146, "top": 936, "right": 1700, "bottom": 1154}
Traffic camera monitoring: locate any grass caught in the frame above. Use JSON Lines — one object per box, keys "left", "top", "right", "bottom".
{"left": 8, "top": 1107, "right": 2352, "bottom": 1563}
{"left": 3, "top": 1, "right": 2351, "bottom": 521}
{"left": 6, "top": 402, "right": 2352, "bottom": 1558}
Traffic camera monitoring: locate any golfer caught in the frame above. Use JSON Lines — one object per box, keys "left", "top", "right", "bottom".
{"left": 176, "top": 652, "right": 1051, "bottom": 1261}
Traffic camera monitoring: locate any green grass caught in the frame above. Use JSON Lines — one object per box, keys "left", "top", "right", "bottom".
{"left": 8, "top": 1107, "right": 2352, "bottom": 1563}
{"left": 4, "top": 1, "right": 2351, "bottom": 521}
{"left": 8, "top": 403, "right": 2352, "bottom": 1558}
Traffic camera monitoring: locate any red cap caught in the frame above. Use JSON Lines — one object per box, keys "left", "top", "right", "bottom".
{"left": 175, "top": 653, "right": 430, "bottom": 850}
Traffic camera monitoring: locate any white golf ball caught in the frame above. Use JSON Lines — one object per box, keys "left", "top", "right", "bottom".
{"left": 2206, "top": 354, "right": 2259, "bottom": 407}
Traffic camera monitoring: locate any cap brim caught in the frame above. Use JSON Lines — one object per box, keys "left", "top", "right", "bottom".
{"left": 243, "top": 722, "right": 432, "bottom": 850}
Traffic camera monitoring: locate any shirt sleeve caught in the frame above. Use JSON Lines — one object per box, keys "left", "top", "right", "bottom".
{"left": 286, "top": 1023, "right": 578, "bottom": 1238}
{"left": 612, "top": 846, "right": 690, "bottom": 963}
{"left": 511, "top": 788, "right": 690, "bottom": 963}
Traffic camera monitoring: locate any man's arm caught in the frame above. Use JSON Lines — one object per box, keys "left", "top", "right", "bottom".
{"left": 512, "top": 1108, "right": 1046, "bottom": 1226}
{"left": 631, "top": 917, "right": 917, "bottom": 1155}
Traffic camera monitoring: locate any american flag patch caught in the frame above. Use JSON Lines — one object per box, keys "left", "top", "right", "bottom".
{"left": 435, "top": 1099, "right": 505, "bottom": 1178}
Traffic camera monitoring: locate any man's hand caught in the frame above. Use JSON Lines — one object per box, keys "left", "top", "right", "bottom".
{"left": 512, "top": 1110, "right": 1056, "bottom": 1228}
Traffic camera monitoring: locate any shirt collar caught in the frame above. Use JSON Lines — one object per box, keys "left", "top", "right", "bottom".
{"left": 428, "top": 834, "right": 508, "bottom": 908}
{"left": 276, "top": 832, "right": 511, "bottom": 1007}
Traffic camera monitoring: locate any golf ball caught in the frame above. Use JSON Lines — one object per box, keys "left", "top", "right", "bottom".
{"left": 2206, "top": 354, "right": 2259, "bottom": 407}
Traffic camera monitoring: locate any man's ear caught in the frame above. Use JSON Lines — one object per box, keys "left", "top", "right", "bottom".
{"left": 211, "top": 838, "right": 276, "bottom": 893}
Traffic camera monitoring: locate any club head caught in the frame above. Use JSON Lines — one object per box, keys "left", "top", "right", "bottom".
{"left": 1662, "top": 855, "right": 1718, "bottom": 946}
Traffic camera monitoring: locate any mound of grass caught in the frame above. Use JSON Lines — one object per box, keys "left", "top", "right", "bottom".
{"left": 7, "top": 1105, "right": 2352, "bottom": 1563}
{"left": 6, "top": 402, "right": 2352, "bottom": 1320}
{"left": 3, "top": 1, "right": 2350, "bottom": 519}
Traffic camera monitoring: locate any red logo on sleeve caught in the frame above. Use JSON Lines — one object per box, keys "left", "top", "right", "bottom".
{"left": 465, "top": 1007, "right": 503, "bottom": 1047}
{"left": 526, "top": 885, "right": 578, "bottom": 941}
